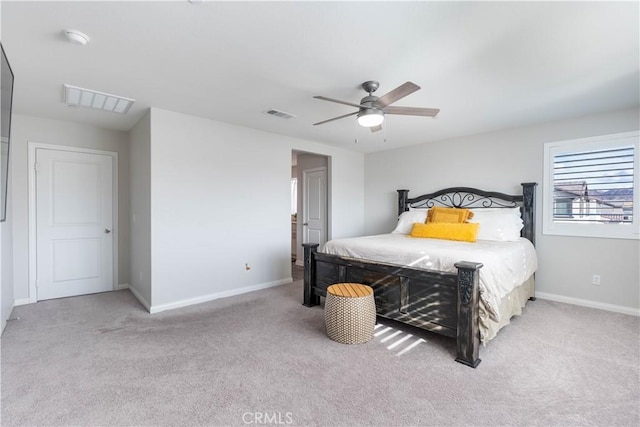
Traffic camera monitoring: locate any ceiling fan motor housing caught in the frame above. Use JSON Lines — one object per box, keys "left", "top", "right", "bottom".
{"left": 359, "top": 95, "right": 379, "bottom": 109}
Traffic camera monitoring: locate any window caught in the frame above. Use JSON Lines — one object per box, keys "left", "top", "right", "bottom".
{"left": 543, "top": 131, "right": 639, "bottom": 239}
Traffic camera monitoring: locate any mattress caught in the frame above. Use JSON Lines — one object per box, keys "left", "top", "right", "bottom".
{"left": 321, "top": 233, "right": 538, "bottom": 324}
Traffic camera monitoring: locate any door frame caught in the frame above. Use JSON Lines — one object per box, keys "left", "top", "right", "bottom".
{"left": 292, "top": 151, "right": 331, "bottom": 267}
{"left": 28, "top": 142, "right": 119, "bottom": 303}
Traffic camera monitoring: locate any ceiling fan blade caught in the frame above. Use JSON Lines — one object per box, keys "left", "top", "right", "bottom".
{"left": 313, "top": 111, "right": 358, "bottom": 126}
{"left": 373, "top": 82, "right": 420, "bottom": 108}
{"left": 370, "top": 125, "right": 383, "bottom": 133}
{"left": 313, "top": 96, "right": 363, "bottom": 110}
{"left": 383, "top": 106, "right": 440, "bottom": 117}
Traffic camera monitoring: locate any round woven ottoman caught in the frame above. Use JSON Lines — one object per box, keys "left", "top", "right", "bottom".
{"left": 325, "top": 283, "right": 376, "bottom": 344}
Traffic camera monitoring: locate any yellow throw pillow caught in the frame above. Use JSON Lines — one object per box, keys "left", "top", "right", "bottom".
{"left": 410, "top": 222, "right": 479, "bottom": 243}
{"left": 427, "top": 207, "right": 474, "bottom": 223}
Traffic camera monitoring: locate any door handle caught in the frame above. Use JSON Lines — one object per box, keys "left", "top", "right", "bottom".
{"left": 303, "top": 222, "right": 309, "bottom": 226}
{"left": 104, "top": 229, "right": 112, "bottom": 234}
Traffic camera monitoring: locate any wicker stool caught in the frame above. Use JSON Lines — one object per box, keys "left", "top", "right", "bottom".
{"left": 325, "top": 283, "right": 376, "bottom": 344}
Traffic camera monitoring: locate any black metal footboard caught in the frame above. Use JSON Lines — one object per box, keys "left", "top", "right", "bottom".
{"left": 303, "top": 243, "right": 483, "bottom": 368}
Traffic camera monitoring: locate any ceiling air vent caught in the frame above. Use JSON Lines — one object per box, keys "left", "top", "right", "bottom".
{"left": 63, "top": 84, "right": 135, "bottom": 114}
{"left": 264, "top": 109, "right": 296, "bottom": 120}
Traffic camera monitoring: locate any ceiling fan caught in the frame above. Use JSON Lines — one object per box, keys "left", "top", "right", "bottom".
{"left": 313, "top": 81, "right": 440, "bottom": 133}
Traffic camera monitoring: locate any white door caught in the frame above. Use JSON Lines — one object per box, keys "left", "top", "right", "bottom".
{"left": 36, "top": 148, "right": 114, "bottom": 300}
{"left": 302, "top": 167, "right": 327, "bottom": 247}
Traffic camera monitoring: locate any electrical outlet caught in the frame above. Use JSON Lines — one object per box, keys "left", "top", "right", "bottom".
{"left": 592, "top": 274, "right": 601, "bottom": 286}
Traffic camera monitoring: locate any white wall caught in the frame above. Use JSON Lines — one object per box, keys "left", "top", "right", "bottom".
{"left": 364, "top": 107, "right": 640, "bottom": 313}
{"left": 1, "top": 169, "right": 14, "bottom": 331}
{"left": 128, "top": 111, "right": 152, "bottom": 309}
{"left": 0, "top": 10, "right": 8, "bottom": 332}
{"left": 145, "top": 108, "right": 364, "bottom": 311}
{"left": 9, "top": 115, "right": 130, "bottom": 302}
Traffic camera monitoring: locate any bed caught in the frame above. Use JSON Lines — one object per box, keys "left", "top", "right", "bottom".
{"left": 302, "top": 183, "right": 537, "bottom": 368}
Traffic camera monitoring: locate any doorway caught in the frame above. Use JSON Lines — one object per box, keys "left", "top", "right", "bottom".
{"left": 291, "top": 151, "right": 329, "bottom": 267}
{"left": 28, "top": 143, "right": 118, "bottom": 301}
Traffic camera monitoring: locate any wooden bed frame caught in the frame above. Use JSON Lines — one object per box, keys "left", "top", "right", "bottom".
{"left": 302, "top": 183, "right": 537, "bottom": 368}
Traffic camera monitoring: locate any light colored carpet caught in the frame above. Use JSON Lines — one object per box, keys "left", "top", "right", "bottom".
{"left": 1, "top": 280, "right": 638, "bottom": 426}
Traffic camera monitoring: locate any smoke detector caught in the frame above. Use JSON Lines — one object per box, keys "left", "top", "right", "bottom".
{"left": 63, "top": 29, "right": 90, "bottom": 46}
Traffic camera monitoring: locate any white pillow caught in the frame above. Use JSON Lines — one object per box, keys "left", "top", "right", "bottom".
{"left": 468, "top": 207, "right": 523, "bottom": 241}
{"left": 391, "top": 210, "right": 428, "bottom": 234}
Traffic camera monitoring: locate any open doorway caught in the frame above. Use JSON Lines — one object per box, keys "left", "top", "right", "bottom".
{"left": 291, "top": 150, "right": 329, "bottom": 272}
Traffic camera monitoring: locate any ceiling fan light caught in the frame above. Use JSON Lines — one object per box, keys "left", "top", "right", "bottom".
{"left": 357, "top": 109, "right": 384, "bottom": 127}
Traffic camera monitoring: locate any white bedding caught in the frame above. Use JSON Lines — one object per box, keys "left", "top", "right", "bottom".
{"left": 321, "top": 234, "right": 537, "bottom": 323}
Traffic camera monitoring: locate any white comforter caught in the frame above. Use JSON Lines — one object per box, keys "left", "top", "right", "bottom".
{"left": 321, "top": 234, "right": 537, "bottom": 322}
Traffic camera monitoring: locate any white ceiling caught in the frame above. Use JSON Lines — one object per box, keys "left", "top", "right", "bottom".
{"left": 2, "top": 1, "right": 638, "bottom": 153}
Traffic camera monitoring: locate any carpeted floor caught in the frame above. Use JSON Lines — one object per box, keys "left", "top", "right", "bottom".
{"left": 1, "top": 279, "right": 638, "bottom": 426}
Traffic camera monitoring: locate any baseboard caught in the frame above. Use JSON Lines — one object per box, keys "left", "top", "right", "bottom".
{"left": 1, "top": 301, "right": 15, "bottom": 335}
{"left": 536, "top": 292, "right": 640, "bottom": 317}
{"left": 149, "top": 278, "right": 292, "bottom": 314}
{"left": 115, "top": 283, "right": 129, "bottom": 291}
{"left": 128, "top": 285, "right": 151, "bottom": 312}
{"left": 14, "top": 298, "right": 32, "bottom": 307}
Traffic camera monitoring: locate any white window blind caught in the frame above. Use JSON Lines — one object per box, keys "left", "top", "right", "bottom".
{"left": 543, "top": 131, "right": 639, "bottom": 239}
{"left": 553, "top": 146, "right": 634, "bottom": 224}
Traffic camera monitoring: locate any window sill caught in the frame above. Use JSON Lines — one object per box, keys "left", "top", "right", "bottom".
{"left": 543, "top": 224, "right": 640, "bottom": 240}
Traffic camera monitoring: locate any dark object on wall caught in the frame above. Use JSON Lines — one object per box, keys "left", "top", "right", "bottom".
{"left": 0, "top": 43, "right": 14, "bottom": 222}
